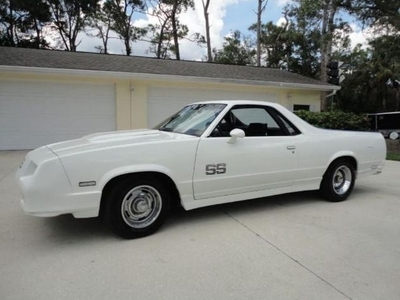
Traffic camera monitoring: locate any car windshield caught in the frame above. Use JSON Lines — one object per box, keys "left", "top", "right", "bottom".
{"left": 155, "top": 103, "right": 227, "bottom": 137}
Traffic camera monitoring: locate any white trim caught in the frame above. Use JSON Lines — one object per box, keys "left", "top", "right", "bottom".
{"left": 0, "top": 65, "right": 340, "bottom": 92}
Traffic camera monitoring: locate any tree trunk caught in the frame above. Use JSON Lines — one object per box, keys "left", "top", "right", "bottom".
{"left": 97, "top": 25, "right": 109, "bottom": 54}
{"left": 34, "top": 18, "right": 41, "bottom": 48}
{"left": 171, "top": 0, "right": 180, "bottom": 60}
{"left": 103, "top": 25, "right": 110, "bottom": 54}
{"left": 320, "top": 0, "right": 337, "bottom": 111}
{"left": 256, "top": 0, "right": 268, "bottom": 67}
{"left": 157, "top": 25, "right": 165, "bottom": 59}
{"left": 124, "top": 30, "right": 131, "bottom": 56}
{"left": 256, "top": 0, "right": 262, "bottom": 67}
{"left": 68, "top": 7, "right": 77, "bottom": 51}
{"left": 202, "top": 0, "right": 212, "bottom": 62}
{"left": 8, "top": 1, "right": 15, "bottom": 46}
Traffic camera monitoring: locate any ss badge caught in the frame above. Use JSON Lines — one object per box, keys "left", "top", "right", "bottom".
{"left": 206, "top": 163, "right": 227, "bottom": 175}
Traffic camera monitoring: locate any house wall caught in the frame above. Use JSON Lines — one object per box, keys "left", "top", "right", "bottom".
{"left": 0, "top": 71, "right": 322, "bottom": 131}
{"left": 283, "top": 89, "right": 321, "bottom": 112}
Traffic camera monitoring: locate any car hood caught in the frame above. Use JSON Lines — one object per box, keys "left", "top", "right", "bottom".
{"left": 46, "top": 129, "right": 196, "bottom": 156}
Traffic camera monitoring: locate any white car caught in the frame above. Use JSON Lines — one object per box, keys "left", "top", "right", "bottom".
{"left": 16, "top": 101, "right": 386, "bottom": 238}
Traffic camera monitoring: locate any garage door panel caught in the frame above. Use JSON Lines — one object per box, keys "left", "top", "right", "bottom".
{"left": 0, "top": 81, "right": 116, "bottom": 150}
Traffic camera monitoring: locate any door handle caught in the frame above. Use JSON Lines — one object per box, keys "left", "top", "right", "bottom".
{"left": 286, "top": 146, "right": 296, "bottom": 150}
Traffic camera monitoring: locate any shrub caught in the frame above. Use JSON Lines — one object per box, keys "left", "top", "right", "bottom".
{"left": 295, "top": 110, "right": 370, "bottom": 131}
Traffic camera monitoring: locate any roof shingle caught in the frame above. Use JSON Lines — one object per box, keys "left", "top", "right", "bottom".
{"left": 0, "top": 46, "right": 333, "bottom": 89}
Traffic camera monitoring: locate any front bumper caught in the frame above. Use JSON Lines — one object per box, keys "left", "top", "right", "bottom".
{"left": 19, "top": 192, "right": 101, "bottom": 218}
{"left": 16, "top": 147, "right": 101, "bottom": 218}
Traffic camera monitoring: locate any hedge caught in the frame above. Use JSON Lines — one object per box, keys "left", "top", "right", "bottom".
{"left": 295, "top": 110, "right": 370, "bottom": 131}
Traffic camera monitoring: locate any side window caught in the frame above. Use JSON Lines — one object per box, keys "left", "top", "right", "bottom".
{"left": 231, "top": 108, "right": 279, "bottom": 128}
{"left": 210, "top": 105, "right": 300, "bottom": 137}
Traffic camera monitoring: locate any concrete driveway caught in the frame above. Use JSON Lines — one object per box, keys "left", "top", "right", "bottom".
{"left": 1, "top": 151, "right": 399, "bottom": 300}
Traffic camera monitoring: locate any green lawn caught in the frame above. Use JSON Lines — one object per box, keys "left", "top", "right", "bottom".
{"left": 387, "top": 152, "right": 400, "bottom": 161}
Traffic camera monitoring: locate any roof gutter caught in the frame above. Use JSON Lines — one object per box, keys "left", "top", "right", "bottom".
{"left": 0, "top": 65, "right": 340, "bottom": 92}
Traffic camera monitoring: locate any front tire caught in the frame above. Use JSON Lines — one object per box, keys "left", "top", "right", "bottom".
{"left": 320, "top": 159, "right": 355, "bottom": 202}
{"left": 104, "top": 177, "right": 170, "bottom": 239}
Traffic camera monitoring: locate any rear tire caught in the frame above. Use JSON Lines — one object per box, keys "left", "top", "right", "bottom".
{"left": 104, "top": 177, "right": 170, "bottom": 239}
{"left": 320, "top": 159, "right": 355, "bottom": 202}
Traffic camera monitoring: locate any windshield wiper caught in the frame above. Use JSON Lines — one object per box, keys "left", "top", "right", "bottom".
{"left": 159, "top": 127, "right": 173, "bottom": 132}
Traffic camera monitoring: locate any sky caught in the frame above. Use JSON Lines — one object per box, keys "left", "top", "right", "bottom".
{"left": 76, "top": 0, "right": 372, "bottom": 60}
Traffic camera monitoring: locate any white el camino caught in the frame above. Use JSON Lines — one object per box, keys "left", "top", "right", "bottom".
{"left": 16, "top": 101, "right": 386, "bottom": 238}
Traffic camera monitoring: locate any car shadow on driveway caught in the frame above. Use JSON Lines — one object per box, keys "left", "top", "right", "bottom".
{"left": 42, "top": 215, "right": 116, "bottom": 241}
{"left": 160, "top": 191, "right": 322, "bottom": 231}
{"left": 39, "top": 191, "right": 327, "bottom": 242}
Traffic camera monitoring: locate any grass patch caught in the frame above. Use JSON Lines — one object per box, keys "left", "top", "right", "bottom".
{"left": 387, "top": 152, "right": 400, "bottom": 161}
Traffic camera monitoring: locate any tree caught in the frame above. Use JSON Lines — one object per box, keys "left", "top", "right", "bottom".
{"left": 285, "top": 0, "right": 354, "bottom": 110}
{"left": 22, "top": 0, "right": 52, "bottom": 48}
{"left": 249, "top": 20, "right": 289, "bottom": 69}
{"left": 146, "top": 0, "right": 202, "bottom": 59}
{"left": 201, "top": 0, "right": 212, "bottom": 62}
{"left": 147, "top": 24, "right": 171, "bottom": 58}
{"left": 213, "top": 31, "right": 255, "bottom": 66}
{"left": 0, "top": 0, "right": 19, "bottom": 46}
{"left": 168, "top": 0, "right": 194, "bottom": 60}
{"left": 0, "top": 0, "right": 51, "bottom": 48}
{"left": 105, "top": 0, "right": 146, "bottom": 56}
{"left": 249, "top": 8, "right": 321, "bottom": 78}
{"left": 349, "top": 0, "right": 400, "bottom": 30}
{"left": 255, "top": 0, "right": 268, "bottom": 67}
{"left": 293, "top": 0, "right": 339, "bottom": 109}
{"left": 336, "top": 34, "right": 400, "bottom": 113}
{"left": 146, "top": 0, "right": 175, "bottom": 59}
{"left": 87, "top": 1, "right": 114, "bottom": 53}
{"left": 334, "top": 46, "right": 376, "bottom": 112}
{"left": 47, "top": 0, "right": 99, "bottom": 51}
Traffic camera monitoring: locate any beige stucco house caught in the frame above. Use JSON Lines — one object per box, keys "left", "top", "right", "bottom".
{"left": 0, "top": 46, "right": 339, "bottom": 150}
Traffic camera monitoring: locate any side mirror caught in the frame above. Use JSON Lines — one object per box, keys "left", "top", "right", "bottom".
{"left": 228, "top": 129, "right": 245, "bottom": 144}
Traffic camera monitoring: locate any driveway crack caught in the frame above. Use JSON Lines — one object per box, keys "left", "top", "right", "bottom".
{"left": 221, "top": 209, "right": 353, "bottom": 300}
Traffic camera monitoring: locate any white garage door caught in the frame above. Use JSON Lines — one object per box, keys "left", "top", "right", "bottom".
{"left": 148, "top": 86, "right": 278, "bottom": 127}
{"left": 0, "top": 80, "right": 116, "bottom": 150}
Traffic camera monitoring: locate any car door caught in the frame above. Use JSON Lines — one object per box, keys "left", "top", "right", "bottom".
{"left": 193, "top": 105, "right": 299, "bottom": 200}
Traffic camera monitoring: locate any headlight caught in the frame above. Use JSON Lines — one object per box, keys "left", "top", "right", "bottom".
{"left": 21, "top": 161, "right": 37, "bottom": 177}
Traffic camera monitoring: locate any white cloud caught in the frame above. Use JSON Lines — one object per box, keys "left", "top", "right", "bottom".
{"left": 276, "top": 16, "right": 287, "bottom": 27}
{"left": 348, "top": 24, "right": 375, "bottom": 50}
{"left": 244, "top": 0, "right": 292, "bottom": 8}
{"left": 274, "top": 0, "right": 292, "bottom": 7}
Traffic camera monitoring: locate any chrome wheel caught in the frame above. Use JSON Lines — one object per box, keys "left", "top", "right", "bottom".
{"left": 121, "top": 185, "right": 162, "bottom": 229}
{"left": 332, "top": 166, "right": 352, "bottom": 195}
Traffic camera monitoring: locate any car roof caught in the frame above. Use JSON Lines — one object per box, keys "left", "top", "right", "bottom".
{"left": 189, "top": 100, "right": 280, "bottom": 107}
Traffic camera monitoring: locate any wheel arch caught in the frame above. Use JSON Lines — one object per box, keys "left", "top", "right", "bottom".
{"left": 99, "top": 171, "right": 181, "bottom": 217}
{"left": 324, "top": 154, "right": 358, "bottom": 177}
